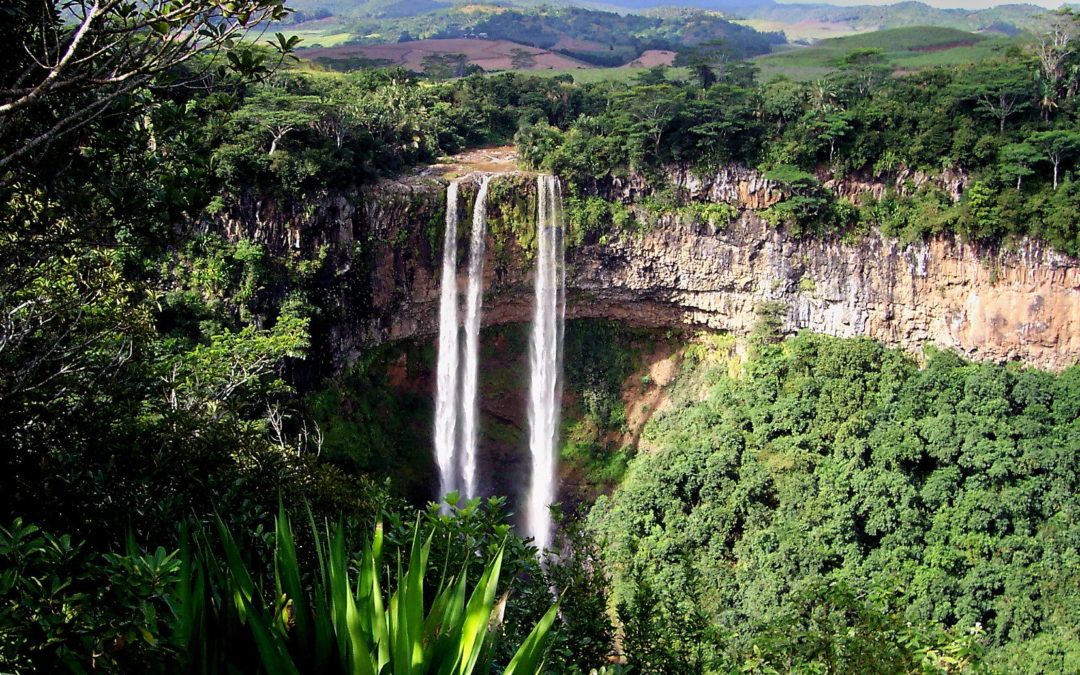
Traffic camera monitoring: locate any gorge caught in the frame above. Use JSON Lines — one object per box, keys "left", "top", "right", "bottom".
{"left": 211, "top": 155, "right": 1080, "bottom": 537}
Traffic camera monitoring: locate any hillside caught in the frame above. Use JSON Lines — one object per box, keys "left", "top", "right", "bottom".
{"left": 289, "top": 5, "right": 784, "bottom": 66}
{"left": 302, "top": 38, "right": 594, "bottom": 71}
{"left": 733, "top": 1, "right": 1047, "bottom": 33}
{"left": 284, "top": 0, "right": 1050, "bottom": 35}
{"left": 754, "top": 25, "right": 1024, "bottom": 79}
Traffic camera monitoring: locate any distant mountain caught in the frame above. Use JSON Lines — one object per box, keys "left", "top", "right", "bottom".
{"left": 284, "top": 0, "right": 1052, "bottom": 35}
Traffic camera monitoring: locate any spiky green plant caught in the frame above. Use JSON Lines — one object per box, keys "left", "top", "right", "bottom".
{"left": 177, "top": 504, "right": 559, "bottom": 674}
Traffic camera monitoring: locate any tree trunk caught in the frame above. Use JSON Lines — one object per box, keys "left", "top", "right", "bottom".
{"left": 1053, "top": 160, "right": 1059, "bottom": 190}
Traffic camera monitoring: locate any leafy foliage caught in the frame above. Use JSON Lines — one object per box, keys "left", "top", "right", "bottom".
{"left": 516, "top": 13, "right": 1080, "bottom": 252}
{"left": 590, "top": 334, "right": 1080, "bottom": 671}
{"left": 181, "top": 504, "right": 560, "bottom": 675}
{"left": 0, "top": 499, "right": 577, "bottom": 673}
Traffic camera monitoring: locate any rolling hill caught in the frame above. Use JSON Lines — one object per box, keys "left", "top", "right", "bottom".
{"left": 291, "top": 5, "right": 785, "bottom": 67}
{"left": 301, "top": 38, "right": 594, "bottom": 71}
{"left": 754, "top": 25, "right": 1027, "bottom": 79}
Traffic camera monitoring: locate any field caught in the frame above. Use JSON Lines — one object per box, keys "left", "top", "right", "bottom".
{"left": 753, "top": 26, "right": 1024, "bottom": 81}
{"left": 300, "top": 38, "right": 592, "bottom": 71}
{"left": 283, "top": 17, "right": 357, "bottom": 49}
{"left": 623, "top": 50, "right": 677, "bottom": 68}
{"left": 734, "top": 19, "right": 872, "bottom": 43}
{"left": 294, "top": 22, "right": 1029, "bottom": 83}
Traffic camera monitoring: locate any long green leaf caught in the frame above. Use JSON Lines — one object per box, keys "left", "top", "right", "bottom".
{"left": 307, "top": 510, "right": 336, "bottom": 669}
{"left": 431, "top": 569, "right": 468, "bottom": 675}
{"left": 400, "top": 523, "right": 434, "bottom": 673}
{"left": 235, "top": 583, "right": 302, "bottom": 675}
{"left": 458, "top": 544, "right": 505, "bottom": 675}
{"left": 214, "top": 515, "right": 257, "bottom": 625}
{"left": 501, "top": 594, "right": 562, "bottom": 675}
{"left": 275, "top": 502, "right": 312, "bottom": 653}
{"left": 391, "top": 550, "right": 410, "bottom": 675}
{"left": 370, "top": 531, "right": 390, "bottom": 672}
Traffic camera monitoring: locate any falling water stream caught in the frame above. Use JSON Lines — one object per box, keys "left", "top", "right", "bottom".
{"left": 526, "top": 175, "right": 566, "bottom": 557}
{"left": 460, "top": 175, "right": 491, "bottom": 500}
{"left": 431, "top": 173, "right": 565, "bottom": 556}
{"left": 433, "top": 181, "right": 460, "bottom": 510}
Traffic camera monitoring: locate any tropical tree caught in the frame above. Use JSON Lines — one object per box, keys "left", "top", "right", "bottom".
{"left": 760, "top": 76, "right": 807, "bottom": 132}
{"left": 675, "top": 40, "right": 731, "bottom": 90}
{"left": 1029, "top": 9, "right": 1080, "bottom": 116}
{"left": 232, "top": 90, "right": 325, "bottom": 155}
{"left": 510, "top": 48, "right": 537, "bottom": 70}
{"left": 953, "top": 62, "right": 1034, "bottom": 133}
{"left": 1031, "top": 129, "right": 1080, "bottom": 188}
{"left": 830, "top": 48, "right": 891, "bottom": 101}
{"left": 999, "top": 142, "right": 1041, "bottom": 189}
{"left": 613, "top": 84, "right": 685, "bottom": 162}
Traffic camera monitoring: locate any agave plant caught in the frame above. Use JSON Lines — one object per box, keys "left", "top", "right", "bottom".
{"left": 177, "top": 504, "right": 559, "bottom": 674}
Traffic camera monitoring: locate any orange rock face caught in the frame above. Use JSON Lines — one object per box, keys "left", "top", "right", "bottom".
{"left": 568, "top": 215, "right": 1080, "bottom": 370}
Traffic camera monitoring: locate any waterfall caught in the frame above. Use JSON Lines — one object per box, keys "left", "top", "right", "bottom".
{"left": 460, "top": 175, "right": 491, "bottom": 499}
{"left": 433, "top": 181, "right": 460, "bottom": 510}
{"left": 526, "top": 175, "right": 566, "bottom": 557}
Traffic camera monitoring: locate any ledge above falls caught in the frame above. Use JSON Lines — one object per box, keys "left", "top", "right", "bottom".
{"left": 213, "top": 151, "right": 1080, "bottom": 373}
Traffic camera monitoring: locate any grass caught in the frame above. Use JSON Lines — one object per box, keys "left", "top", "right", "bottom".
{"left": 295, "top": 32, "right": 356, "bottom": 49}
{"left": 894, "top": 36, "right": 1028, "bottom": 69}
{"left": 753, "top": 26, "right": 1024, "bottom": 81}
{"left": 734, "top": 19, "right": 871, "bottom": 42}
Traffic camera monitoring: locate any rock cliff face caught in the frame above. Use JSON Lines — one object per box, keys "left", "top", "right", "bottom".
{"left": 573, "top": 214, "right": 1080, "bottom": 371}
{"left": 216, "top": 169, "right": 1080, "bottom": 372}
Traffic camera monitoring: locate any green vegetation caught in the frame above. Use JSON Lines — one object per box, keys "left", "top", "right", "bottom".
{"left": 559, "top": 320, "right": 667, "bottom": 496}
{"left": 518, "top": 12, "right": 1080, "bottom": 254}
{"left": 180, "top": 505, "right": 560, "bottom": 674}
{"left": 1, "top": 498, "right": 593, "bottom": 672}
{"left": 4, "top": 0, "right": 1080, "bottom": 671}
{"left": 308, "top": 342, "right": 436, "bottom": 502}
{"left": 487, "top": 175, "right": 538, "bottom": 262}
{"left": 0, "top": 5, "right": 588, "bottom": 671}
{"left": 591, "top": 333, "right": 1080, "bottom": 672}
{"left": 528, "top": 67, "right": 692, "bottom": 84}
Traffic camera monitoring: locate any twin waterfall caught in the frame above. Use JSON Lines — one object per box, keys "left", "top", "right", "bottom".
{"left": 432, "top": 174, "right": 565, "bottom": 557}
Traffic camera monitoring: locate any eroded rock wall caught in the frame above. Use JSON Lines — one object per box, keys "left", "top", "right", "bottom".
{"left": 214, "top": 171, "right": 1080, "bottom": 372}
{"left": 572, "top": 214, "right": 1080, "bottom": 370}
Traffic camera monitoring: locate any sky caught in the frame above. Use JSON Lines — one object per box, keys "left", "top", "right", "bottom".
{"left": 775, "top": 0, "right": 1066, "bottom": 8}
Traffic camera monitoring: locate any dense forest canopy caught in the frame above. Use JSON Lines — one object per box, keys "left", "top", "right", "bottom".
{"left": 1, "top": 0, "right": 1079, "bottom": 672}
{"left": 592, "top": 333, "right": 1080, "bottom": 672}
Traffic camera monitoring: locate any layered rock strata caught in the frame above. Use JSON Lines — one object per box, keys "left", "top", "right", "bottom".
{"left": 216, "top": 169, "right": 1080, "bottom": 372}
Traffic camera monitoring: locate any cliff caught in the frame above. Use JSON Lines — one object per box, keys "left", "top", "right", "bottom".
{"left": 215, "top": 164, "right": 1080, "bottom": 372}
